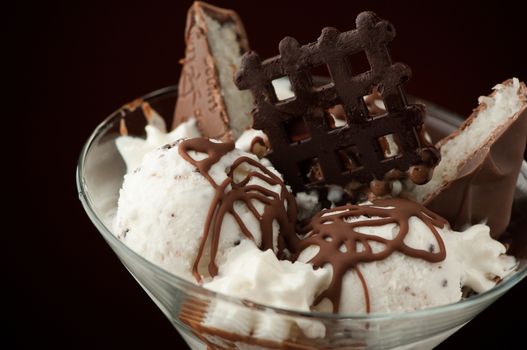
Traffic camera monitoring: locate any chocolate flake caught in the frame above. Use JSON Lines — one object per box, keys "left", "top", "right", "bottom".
{"left": 120, "top": 228, "right": 130, "bottom": 239}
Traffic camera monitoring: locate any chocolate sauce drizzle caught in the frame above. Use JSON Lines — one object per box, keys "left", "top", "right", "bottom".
{"left": 178, "top": 138, "right": 447, "bottom": 313}
{"left": 249, "top": 136, "right": 268, "bottom": 156}
{"left": 296, "top": 198, "right": 447, "bottom": 312}
{"left": 178, "top": 138, "right": 297, "bottom": 282}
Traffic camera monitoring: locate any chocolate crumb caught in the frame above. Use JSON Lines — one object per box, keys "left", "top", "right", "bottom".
{"left": 121, "top": 228, "right": 130, "bottom": 239}
{"left": 369, "top": 179, "right": 390, "bottom": 197}
{"left": 442, "top": 279, "right": 448, "bottom": 287}
{"left": 428, "top": 244, "right": 435, "bottom": 253}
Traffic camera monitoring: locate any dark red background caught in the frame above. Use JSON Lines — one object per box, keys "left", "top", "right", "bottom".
{"left": 16, "top": 0, "right": 526, "bottom": 348}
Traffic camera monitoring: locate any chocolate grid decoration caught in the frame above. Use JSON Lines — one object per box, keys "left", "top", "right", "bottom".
{"left": 235, "top": 11, "right": 439, "bottom": 192}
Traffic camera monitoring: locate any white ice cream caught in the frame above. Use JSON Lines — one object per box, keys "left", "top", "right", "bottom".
{"left": 295, "top": 191, "right": 321, "bottom": 222}
{"left": 203, "top": 240, "right": 330, "bottom": 340}
{"left": 234, "top": 128, "right": 268, "bottom": 153}
{"left": 113, "top": 139, "right": 288, "bottom": 282}
{"left": 297, "top": 208, "right": 517, "bottom": 314}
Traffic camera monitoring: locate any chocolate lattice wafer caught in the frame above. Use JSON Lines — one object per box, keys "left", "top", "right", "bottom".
{"left": 235, "top": 11, "right": 439, "bottom": 193}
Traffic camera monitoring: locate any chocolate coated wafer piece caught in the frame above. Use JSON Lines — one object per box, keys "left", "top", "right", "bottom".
{"left": 173, "top": 2, "right": 251, "bottom": 141}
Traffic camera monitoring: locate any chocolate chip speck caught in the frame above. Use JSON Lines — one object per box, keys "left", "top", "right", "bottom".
{"left": 404, "top": 286, "right": 410, "bottom": 292}
{"left": 442, "top": 279, "right": 448, "bottom": 287}
{"left": 122, "top": 228, "right": 130, "bottom": 239}
{"left": 428, "top": 244, "right": 435, "bottom": 253}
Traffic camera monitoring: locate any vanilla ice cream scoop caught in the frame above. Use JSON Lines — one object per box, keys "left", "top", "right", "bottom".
{"left": 296, "top": 198, "right": 517, "bottom": 314}
{"left": 113, "top": 137, "right": 297, "bottom": 282}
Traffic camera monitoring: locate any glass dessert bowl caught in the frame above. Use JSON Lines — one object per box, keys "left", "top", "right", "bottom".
{"left": 77, "top": 86, "right": 527, "bottom": 350}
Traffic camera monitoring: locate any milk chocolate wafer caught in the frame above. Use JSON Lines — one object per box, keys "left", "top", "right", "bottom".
{"left": 411, "top": 79, "right": 527, "bottom": 238}
{"left": 173, "top": 2, "right": 252, "bottom": 141}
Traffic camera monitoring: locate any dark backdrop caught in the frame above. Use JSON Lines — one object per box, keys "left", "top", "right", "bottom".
{"left": 16, "top": 0, "right": 526, "bottom": 348}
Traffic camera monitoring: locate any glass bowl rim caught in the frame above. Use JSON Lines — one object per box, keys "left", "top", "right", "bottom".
{"left": 76, "top": 84, "right": 527, "bottom": 321}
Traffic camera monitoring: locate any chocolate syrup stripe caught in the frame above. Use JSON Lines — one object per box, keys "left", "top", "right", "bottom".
{"left": 178, "top": 138, "right": 297, "bottom": 282}
{"left": 296, "top": 198, "right": 447, "bottom": 312}
{"left": 178, "top": 138, "right": 447, "bottom": 313}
